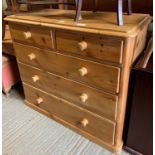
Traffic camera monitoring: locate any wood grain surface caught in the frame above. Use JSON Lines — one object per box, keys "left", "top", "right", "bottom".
{"left": 23, "top": 83, "right": 116, "bottom": 145}
{"left": 18, "top": 62, "right": 118, "bottom": 121}
{"left": 56, "top": 30, "right": 123, "bottom": 64}
{"left": 14, "top": 42, "right": 121, "bottom": 93}
{"left": 10, "top": 23, "right": 54, "bottom": 49}
{"left": 5, "top": 10, "right": 151, "bottom": 37}
{"left": 6, "top": 9, "right": 152, "bottom": 153}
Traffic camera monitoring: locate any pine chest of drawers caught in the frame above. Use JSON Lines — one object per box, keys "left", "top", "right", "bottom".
{"left": 5, "top": 10, "right": 151, "bottom": 153}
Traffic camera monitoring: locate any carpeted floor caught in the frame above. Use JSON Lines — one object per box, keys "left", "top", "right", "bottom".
{"left": 2, "top": 84, "right": 131, "bottom": 155}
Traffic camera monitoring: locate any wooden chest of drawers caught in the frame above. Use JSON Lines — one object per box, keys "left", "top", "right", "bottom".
{"left": 5, "top": 10, "right": 151, "bottom": 153}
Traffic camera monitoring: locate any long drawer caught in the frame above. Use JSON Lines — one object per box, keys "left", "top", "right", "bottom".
{"left": 56, "top": 30, "right": 123, "bottom": 64}
{"left": 18, "top": 62, "right": 118, "bottom": 120}
{"left": 9, "top": 23, "right": 54, "bottom": 49}
{"left": 14, "top": 42, "right": 120, "bottom": 93}
{"left": 23, "top": 83, "right": 116, "bottom": 145}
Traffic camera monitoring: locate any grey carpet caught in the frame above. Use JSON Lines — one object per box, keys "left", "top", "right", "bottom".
{"left": 2, "top": 85, "right": 131, "bottom": 155}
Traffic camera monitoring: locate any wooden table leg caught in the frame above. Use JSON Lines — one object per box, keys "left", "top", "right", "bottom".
{"left": 117, "top": 0, "right": 123, "bottom": 26}
{"left": 75, "top": 0, "right": 83, "bottom": 22}
{"left": 127, "top": 0, "right": 132, "bottom": 15}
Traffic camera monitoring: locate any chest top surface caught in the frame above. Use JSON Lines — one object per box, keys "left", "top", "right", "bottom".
{"left": 5, "top": 9, "right": 151, "bottom": 37}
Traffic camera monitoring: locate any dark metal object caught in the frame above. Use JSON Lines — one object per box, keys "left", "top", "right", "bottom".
{"left": 127, "top": 0, "right": 132, "bottom": 15}
{"left": 117, "top": 0, "right": 123, "bottom": 26}
{"left": 75, "top": 0, "right": 132, "bottom": 26}
{"left": 75, "top": 0, "right": 83, "bottom": 22}
{"left": 16, "top": 0, "right": 132, "bottom": 26}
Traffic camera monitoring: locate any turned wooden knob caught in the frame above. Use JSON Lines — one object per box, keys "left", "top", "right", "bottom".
{"left": 32, "top": 75, "right": 39, "bottom": 82}
{"left": 78, "top": 41, "right": 88, "bottom": 51}
{"left": 23, "top": 31, "right": 31, "bottom": 39}
{"left": 80, "top": 118, "right": 89, "bottom": 127}
{"left": 78, "top": 67, "right": 88, "bottom": 76}
{"left": 36, "top": 97, "right": 43, "bottom": 104}
{"left": 80, "top": 93, "right": 88, "bottom": 103}
{"left": 28, "top": 53, "right": 36, "bottom": 60}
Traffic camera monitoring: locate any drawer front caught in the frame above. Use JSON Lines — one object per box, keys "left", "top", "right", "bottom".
{"left": 56, "top": 31, "right": 123, "bottom": 64}
{"left": 23, "top": 83, "right": 116, "bottom": 145}
{"left": 14, "top": 43, "right": 120, "bottom": 93}
{"left": 18, "top": 62, "right": 118, "bottom": 120}
{"left": 9, "top": 23, "right": 54, "bottom": 49}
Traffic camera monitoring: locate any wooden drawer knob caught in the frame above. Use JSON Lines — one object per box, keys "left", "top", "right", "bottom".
{"left": 28, "top": 53, "right": 36, "bottom": 60}
{"left": 78, "top": 67, "right": 88, "bottom": 76}
{"left": 32, "top": 75, "right": 39, "bottom": 82}
{"left": 37, "top": 97, "right": 43, "bottom": 104}
{"left": 80, "top": 93, "right": 88, "bottom": 103}
{"left": 78, "top": 41, "right": 88, "bottom": 51}
{"left": 80, "top": 118, "right": 89, "bottom": 127}
{"left": 23, "top": 31, "right": 31, "bottom": 39}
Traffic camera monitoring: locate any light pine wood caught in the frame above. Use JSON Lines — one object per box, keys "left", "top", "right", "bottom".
{"left": 80, "top": 93, "right": 88, "bottom": 103}
{"left": 78, "top": 41, "right": 88, "bottom": 51}
{"left": 28, "top": 53, "right": 36, "bottom": 60}
{"left": 18, "top": 62, "right": 118, "bottom": 121}
{"left": 32, "top": 75, "right": 39, "bottom": 82}
{"left": 80, "top": 118, "right": 89, "bottom": 127}
{"left": 23, "top": 31, "right": 32, "bottom": 39}
{"left": 114, "top": 37, "right": 135, "bottom": 147}
{"left": 6, "top": 10, "right": 151, "bottom": 153}
{"left": 78, "top": 67, "right": 88, "bottom": 76}
{"left": 137, "top": 36, "right": 153, "bottom": 68}
{"left": 56, "top": 30, "right": 123, "bottom": 64}
{"left": 132, "top": 25, "right": 148, "bottom": 62}
{"left": 5, "top": 10, "right": 151, "bottom": 37}
{"left": 25, "top": 99, "right": 122, "bottom": 153}
{"left": 2, "top": 25, "right": 15, "bottom": 56}
{"left": 9, "top": 23, "right": 54, "bottom": 49}
{"left": 36, "top": 97, "right": 43, "bottom": 104}
{"left": 114, "top": 16, "right": 151, "bottom": 146}
{"left": 14, "top": 42, "right": 121, "bottom": 93}
{"left": 23, "top": 83, "right": 116, "bottom": 145}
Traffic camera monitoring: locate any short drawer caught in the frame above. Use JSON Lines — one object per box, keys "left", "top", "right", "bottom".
{"left": 18, "top": 62, "right": 118, "bottom": 120}
{"left": 56, "top": 30, "right": 123, "bottom": 64}
{"left": 23, "top": 83, "right": 116, "bottom": 145}
{"left": 9, "top": 23, "right": 54, "bottom": 49}
{"left": 14, "top": 43, "right": 120, "bottom": 93}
